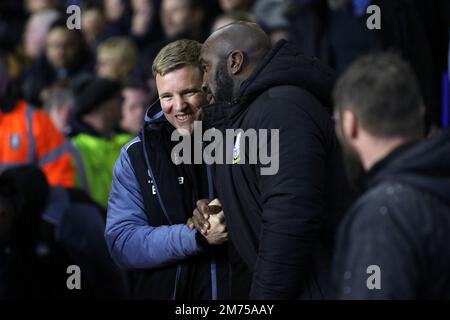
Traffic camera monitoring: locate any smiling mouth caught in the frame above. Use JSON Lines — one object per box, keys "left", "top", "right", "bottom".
{"left": 175, "top": 114, "right": 193, "bottom": 122}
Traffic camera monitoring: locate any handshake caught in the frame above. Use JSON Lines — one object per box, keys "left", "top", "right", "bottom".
{"left": 187, "top": 198, "right": 228, "bottom": 246}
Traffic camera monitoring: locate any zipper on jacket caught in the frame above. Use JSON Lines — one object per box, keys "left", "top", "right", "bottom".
{"left": 141, "top": 129, "right": 180, "bottom": 299}
{"left": 172, "top": 265, "right": 182, "bottom": 300}
{"left": 206, "top": 163, "right": 218, "bottom": 300}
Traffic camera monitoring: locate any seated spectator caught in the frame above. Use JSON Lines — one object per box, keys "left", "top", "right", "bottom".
{"left": 25, "top": 0, "right": 59, "bottom": 14}
{"left": 0, "top": 165, "right": 129, "bottom": 299}
{"left": 102, "top": 0, "right": 131, "bottom": 38}
{"left": 70, "top": 76, "right": 132, "bottom": 208}
{"left": 43, "top": 84, "right": 75, "bottom": 135}
{"left": 96, "top": 37, "right": 138, "bottom": 83}
{"left": 129, "top": 0, "right": 162, "bottom": 49}
{"left": 211, "top": 10, "right": 256, "bottom": 32}
{"left": 160, "top": 0, "right": 208, "bottom": 41}
{"left": 252, "top": 0, "right": 289, "bottom": 44}
{"left": 43, "top": 83, "right": 90, "bottom": 193}
{"left": 81, "top": 4, "right": 108, "bottom": 53}
{"left": 21, "top": 18, "right": 93, "bottom": 106}
{"left": 23, "top": 9, "right": 61, "bottom": 61}
{"left": 120, "top": 78, "right": 150, "bottom": 135}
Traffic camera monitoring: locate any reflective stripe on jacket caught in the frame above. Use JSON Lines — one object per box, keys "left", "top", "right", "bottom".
{"left": 0, "top": 100, "right": 75, "bottom": 187}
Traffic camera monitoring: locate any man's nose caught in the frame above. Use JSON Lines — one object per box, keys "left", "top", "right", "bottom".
{"left": 173, "top": 95, "right": 186, "bottom": 111}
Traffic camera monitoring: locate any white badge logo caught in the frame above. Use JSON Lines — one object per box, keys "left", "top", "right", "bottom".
{"left": 232, "top": 132, "right": 241, "bottom": 164}
{"left": 10, "top": 134, "right": 21, "bottom": 150}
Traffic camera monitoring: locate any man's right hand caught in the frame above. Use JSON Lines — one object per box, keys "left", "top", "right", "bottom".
{"left": 203, "top": 211, "right": 228, "bottom": 245}
{"left": 192, "top": 198, "right": 228, "bottom": 245}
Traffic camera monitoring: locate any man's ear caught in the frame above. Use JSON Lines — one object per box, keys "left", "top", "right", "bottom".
{"left": 342, "top": 109, "right": 358, "bottom": 141}
{"left": 228, "top": 50, "right": 244, "bottom": 75}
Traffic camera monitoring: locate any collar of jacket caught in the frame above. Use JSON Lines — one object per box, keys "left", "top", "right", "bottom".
{"left": 364, "top": 141, "right": 418, "bottom": 189}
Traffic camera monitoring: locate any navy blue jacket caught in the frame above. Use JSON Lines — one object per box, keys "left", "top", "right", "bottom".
{"left": 333, "top": 129, "right": 450, "bottom": 299}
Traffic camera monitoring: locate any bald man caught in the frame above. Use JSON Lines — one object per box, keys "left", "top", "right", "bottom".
{"left": 193, "top": 22, "right": 352, "bottom": 299}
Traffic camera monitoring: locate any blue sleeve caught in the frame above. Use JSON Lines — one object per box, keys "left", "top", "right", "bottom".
{"left": 105, "top": 144, "right": 203, "bottom": 269}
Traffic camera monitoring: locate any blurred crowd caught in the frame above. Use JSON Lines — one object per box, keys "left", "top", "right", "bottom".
{"left": 0, "top": 0, "right": 449, "bottom": 299}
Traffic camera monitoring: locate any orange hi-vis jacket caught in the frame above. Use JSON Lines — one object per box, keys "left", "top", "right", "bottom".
{"left": 0, "top": 100, "right": 75, "bottom": 187}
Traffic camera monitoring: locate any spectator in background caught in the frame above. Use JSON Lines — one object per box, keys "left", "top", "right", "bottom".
{"left": 120, "top": 78, "right": 149, "bottom": 135}
{"left": 0, "top": 165, "right": 130, "bottom": 299}
{"left": 286, "top": 0, "right": 445, "bottom": 128}
{"left": 160, "top": 0, "right": 208, "bottom": 41}
{"left": 0, "top": 1, "right": 28, "bottom": 58}
{"left": 70, "top": 76, "right": 132, "bottom": 208}
{"left": 211, "top": 11, "right": 256, "bottom": 32}
{"left": 43, "top": 83, "right": 90, "bottom": 193}
{"left": 103, "top": 0, "right": 131, "bottom": 37}
{"left": 252, "top": 0, "right": 290, "bottom": 44}
{"left": 96, "top": 36, "right": 138, "bottom": 83}
{"left": 130, "top": 0, "right": 162, "bottom": 49}
{"left": 0, "top": 52, "right": 75, "bottom": 188}
{"left": 332, "top": 53, "right": 450, "bottom": 299}
{"left": 24, "top": 0, "right": 59, "bottom": 13}
{"left": 21, "top": 18, "right": 93, "bottom": 106}
{"left": 23, "top": 9, "right": 61, "bottom": 61}
{"left": 81, "top": 4, "right": 108, "bottom": 52}
{"left": 43, "top": 85, "right": 75, "bottom": 135}
{"left": 219, "top": 0, "right": 253, "bottom": 13}
{"left": 134, "top": 0, "right": 211, "bottom": 114}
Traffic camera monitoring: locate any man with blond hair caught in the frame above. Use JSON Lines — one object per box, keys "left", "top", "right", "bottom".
{"left": 105, "top": 40, "right": 233, "bottom": 299}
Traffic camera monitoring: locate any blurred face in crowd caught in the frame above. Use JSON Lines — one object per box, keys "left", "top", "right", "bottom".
{"left": 104, "top": 0, "right": 125, "bottom": 21}
{"left": 81, "top": 8, "right": 106, "bottom": 46}
{"left": 46, "top": 27, "right": 80, "bottom": 69}
{"left": 96, "top": 52, "right": 122, "bottom": 81}
{"left": 132, "top": 0, "right": 153, "bottom": 13}
{"left": 121, "top": 88, "right": 149, "bottom": 134}
{"left": 161, "top": 0, "right": 193, "bottom": 39}
{"left": 48, "top": 101, "right": 74, "bottom": 134}
{"left": 26, "top": 0, "right": 58, "bottom": 13}
{"left": 24, "top": 11, "right": 60, "bottom": 59}
{"left": 219, "top": 0, "right": 253, "bottom": 12}
{"left": 156, "top": 65, "right": 206, "bottom": 134}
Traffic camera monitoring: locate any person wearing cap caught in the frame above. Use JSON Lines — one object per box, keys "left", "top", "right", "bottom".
{"left": 70, "top": 76, "right": 132, "bottom": 208}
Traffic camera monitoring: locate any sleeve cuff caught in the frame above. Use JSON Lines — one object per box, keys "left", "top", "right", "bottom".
{"left": 182, "top": 226, "right": 207, "bottom": 254}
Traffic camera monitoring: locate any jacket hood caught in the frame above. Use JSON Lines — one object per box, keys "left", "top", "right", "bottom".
{"left": 237, "top": 39, "right": 336, "bottom": 109}
{"left": 144, "top": 99, "right": 167, "bottom": 126}
{"left": 370, "top": 129, "right": 450, "bottom": 205}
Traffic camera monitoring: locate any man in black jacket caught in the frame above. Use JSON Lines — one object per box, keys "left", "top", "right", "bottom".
{"left": 193, "top": 22, "right": 351, "bottom": 299}
{"left": 332, "top": 52, "right": 450, "bottom": 299}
